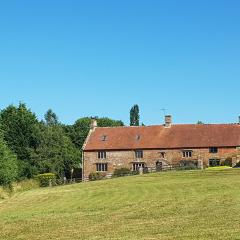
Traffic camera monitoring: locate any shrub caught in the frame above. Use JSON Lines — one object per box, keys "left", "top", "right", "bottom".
{"left": 0, "top": 137, "right": 18, "bottom": 189}
{"left": 178, "top": 160, "right": 199, "bottom": 171}
{"left": 112, "top": 168, "right": 139, "bottom": 178}
{"left": 221, "top": 158, "right": 232, "bottom": 167}
{"left": 234, "top": 161, "right": 240, "bottom": 168}
{"left": 89, "top": 172, "right": 106, "bottom": 181}
{"left": 36, "top": 173, "right": 56, "bottom": 187}
{"left": 113, "top": 168, "right": 131, "bottom": 177}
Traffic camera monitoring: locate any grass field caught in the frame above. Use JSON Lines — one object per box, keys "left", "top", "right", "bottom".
{"left": 1, "top": 170, "right": 240, "bottom": 240}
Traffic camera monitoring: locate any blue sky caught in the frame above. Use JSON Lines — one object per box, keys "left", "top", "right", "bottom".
{"left": 0, "top": 0, "right": 239, "bottom": 125}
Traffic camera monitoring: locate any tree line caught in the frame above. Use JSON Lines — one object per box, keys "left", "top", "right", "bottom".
{"left": 0, "top": 103, "right": 126, "bottom": 188}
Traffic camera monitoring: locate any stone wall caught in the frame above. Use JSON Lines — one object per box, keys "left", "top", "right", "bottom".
{"left": 83, "top": 147, "right": 239, "bottom": 180}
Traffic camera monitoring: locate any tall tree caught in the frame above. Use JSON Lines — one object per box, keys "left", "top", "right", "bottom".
{"left": 0, "top": 103, "right": 41, "bottom": 178}
{"left": 0, "top": 132, "right": 18, "bottom": 188}
{"left": 130, "top": 105, "right": 140, "bottom": 126}
{"left": 31, "top": 123, "right": 81, "bottom": 178}
{"left": 44, "top": 109, "right": 58, "bottom": 126}
{"left": 65, "top": 117, "right": 124, "bottom": 149}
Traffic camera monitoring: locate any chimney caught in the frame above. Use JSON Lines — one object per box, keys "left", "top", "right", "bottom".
{"left": 90, "top": 117, "right": 97, "bottom": 129}
{"left": 164, "top": 115, "right": 172, "bottom": 128}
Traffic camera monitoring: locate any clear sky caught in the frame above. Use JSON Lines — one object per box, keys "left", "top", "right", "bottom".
{"left": 0, "top": 0, "right": 239, "bottom": 125}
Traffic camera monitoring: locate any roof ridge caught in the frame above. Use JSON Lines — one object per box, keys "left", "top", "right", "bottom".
{"left": 95, "top": 123, "right": 239, "bottom": 129}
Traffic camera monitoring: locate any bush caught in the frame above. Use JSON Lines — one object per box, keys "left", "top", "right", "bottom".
{"left": 178, "top": 160, "right": 199, "bottom": 171}
{"left": 113, "top": 168, "right": 131, "bottom": 177}
{"left": 89, "top": 172, "right": 106, "bottom": 181}
{"left": 234, "top": 161, "right": 240, "bottom": 168}
{"left": 221, "top": 158, "right": 232, "bottom": 167}
{"left": 36, "top": 173, "right": 56, "bottom": 187}
{"left": 112, "top": 168, "right": 139, "bottom": 178}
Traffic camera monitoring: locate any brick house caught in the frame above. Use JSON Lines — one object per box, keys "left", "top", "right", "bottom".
{"left": 82, "top": 116, "right": 240, "bottom": 180}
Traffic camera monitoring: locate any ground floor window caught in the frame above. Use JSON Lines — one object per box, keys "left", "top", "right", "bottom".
{"left": 209, "top": 159, "right": 220, "bottom": 167}
{"left": 132, "top": 163, "right": 145, "bottom": 171}
{"left": 96, "top": 163, "right": 108, "bottom": 172}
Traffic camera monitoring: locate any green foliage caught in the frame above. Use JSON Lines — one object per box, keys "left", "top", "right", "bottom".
{"left": 0, "top": 103, "right": 125, "bottom": 181}
{"left": 44, "top": 109, "right": 58, "bottom": 126}
{"left": 113, "top": 168, "right": 132, "bottom": 177}
{"left": 130, "top": 104, "right": 140, "bottom": 126}
{"left": 89, "top": 172, "right": 106, "bottom": 181}
{"left": 36, "top": 173, "right": 57, "bottom": 187}
{"left": 31, "top": 123, "right": 81, "bottom": 178}
{"left": 0, "top": 136, "right": 18, "bottom": 188}
{"left": 234, "top": 161, "right": 240, "bottom": 167}
{"left": 65, "top": 117, "right": 124, "bottom": 149}
{"left": 179, "top": 160, "right": 199, "bottom": 170}
{"left": 0, "top": 103, "right": 40, "bottom": 178}
{"left": 221, "top": 158, "right": 232, "bottom": 167}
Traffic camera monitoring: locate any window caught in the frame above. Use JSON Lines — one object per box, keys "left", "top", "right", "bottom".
{"left": 135, "top": 135, "right": 141, "bottom": 141}
{"left": 96, "top": 163, "right": 108, "bottom": 172}
{"left": 135, "top": 150, "right": 143, "bottom": 158}
{"left": 182, "top": 150, "right": 192, "bottom": 158}
{"left": 209, "top": 147, "right": 218, "bottom": 153}
{"left": 98, "top": 151, "right": 106, "bottom": 159}
{"left": 209, "top": 159, "right": 220, "bottom": 167}
{"left": 101, "top": 135, "right": 107, "bottom": 141}
{"left": 132, "top": 163, "right": 145, "bottom": 171}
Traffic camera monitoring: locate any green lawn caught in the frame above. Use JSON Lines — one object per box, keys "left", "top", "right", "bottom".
{"left": 1, "top": 170, "right": 240, "bottom": 240}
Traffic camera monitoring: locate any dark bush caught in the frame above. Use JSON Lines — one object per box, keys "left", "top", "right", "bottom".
{"left": 221, "top": 158, "right": 232, "bottom": 167}
{"left": 113, "top": 168, "right": 131, "bottom": 177}
{"left": 36, "top": 173, "right": 56, "bottom": 187}
{"left": 89, "top": 172, "right": 106, "bottom": 181}
{"left": 112, "top": 168, "right": 139, "bottom": 178}
{"left": 234, "top": 161, "right": 240, "bottom": 168}
{"left": 178, "top": 164, "right": 199, "bottom": 171}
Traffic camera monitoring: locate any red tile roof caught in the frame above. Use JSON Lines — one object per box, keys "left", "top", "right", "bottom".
{"left": 83, "top": 124, "right": 240, "bottom": 151}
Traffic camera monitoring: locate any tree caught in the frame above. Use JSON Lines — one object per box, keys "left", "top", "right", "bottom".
{"left": 0, "top": 103, "right": 41, "bottom": 178}
{"left": 31, "top": 123, "right": 81, "bottom": 178}
{"left": 130, "top": 105, "right": 140, "bottom": 126}
{"left": 44, "top": 109, "right": 58, "bottom": 126}
{"left": 65, "top": 117, "right": 124, "bottom": 149}
{"left": 197, "top": 121, "right": 204, "bottom": 124}
{"left": 0, "top": 133, "right": 18, "bottom": 188}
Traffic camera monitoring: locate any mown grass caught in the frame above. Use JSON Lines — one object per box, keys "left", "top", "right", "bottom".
{"left": 1, "top": 170, "right": 240, "bottom": 240}
{"left": 206, "top": 166, "right": 232, "bottom": 170}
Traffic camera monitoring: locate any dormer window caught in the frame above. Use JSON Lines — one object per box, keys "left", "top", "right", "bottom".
{"left": 182, "top": 150, "right": 192, "bottom": 158}
{"left": 135, "top": 135, "right": 141, "bottom": 141}
{"left": 101, "top": 135, "right": 107, "bottom": 141}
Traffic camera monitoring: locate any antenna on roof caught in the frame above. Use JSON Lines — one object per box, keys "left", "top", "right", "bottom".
{"left": 161, "top": 108, "right": 167, "bottom": 116}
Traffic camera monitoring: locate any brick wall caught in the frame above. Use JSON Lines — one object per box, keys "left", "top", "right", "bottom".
{"left": 83, "top": 147, "right": 239, "bottom": 180}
